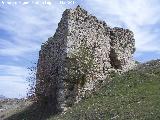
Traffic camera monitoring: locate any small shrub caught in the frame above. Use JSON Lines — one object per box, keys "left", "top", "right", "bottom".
{"left": 66, "top": 38, "right": 97, "bottom": 87}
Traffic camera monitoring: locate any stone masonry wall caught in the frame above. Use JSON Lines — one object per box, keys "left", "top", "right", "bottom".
{"left": 36, "top": 6, "right": 136, "bottom": 113}
{"left": 36, "top": 9, "right": 69, "bottom": 112}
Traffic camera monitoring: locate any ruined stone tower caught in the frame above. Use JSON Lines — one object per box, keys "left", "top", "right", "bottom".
{"left": 35, "top": 6, "right": 136, "bottom": 113}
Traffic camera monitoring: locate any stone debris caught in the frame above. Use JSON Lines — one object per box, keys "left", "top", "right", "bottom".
{"left": 35, "top": 6, "right": 136, "bottom": 113}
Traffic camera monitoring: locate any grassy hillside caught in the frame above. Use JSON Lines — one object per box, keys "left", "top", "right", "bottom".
{"left": 4, "top": 60, "right": 160, "bottom": 120}
{"left": 48, "top": 60, "right": 160, "bottom": 120}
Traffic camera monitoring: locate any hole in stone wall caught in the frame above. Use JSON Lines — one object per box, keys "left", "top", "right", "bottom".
{"left": 109, "top": 48, "right": 122, "bottom": 69}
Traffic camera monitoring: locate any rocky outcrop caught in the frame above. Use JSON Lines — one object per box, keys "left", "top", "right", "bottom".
{"left": 35, "top": 6, "right": 136, "bottom": 113}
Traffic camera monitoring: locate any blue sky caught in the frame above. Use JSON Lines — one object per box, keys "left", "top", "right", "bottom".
{"left": 0, "top": 0, "right": 160, "bottom": 98}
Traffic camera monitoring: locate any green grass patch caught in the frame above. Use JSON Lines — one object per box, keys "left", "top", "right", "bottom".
{"left": 49, "top": 63, "right": 160, "bottom": 120}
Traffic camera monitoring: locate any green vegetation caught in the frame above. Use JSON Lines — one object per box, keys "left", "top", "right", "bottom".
{"left": 66, "top": 39, "right": 96, "bottom": 87}
{"left": 4, "top": 60, "right": 160, "bottom": 120}
{"left": 49, "top": 60, "right": 160, "bottom": 120}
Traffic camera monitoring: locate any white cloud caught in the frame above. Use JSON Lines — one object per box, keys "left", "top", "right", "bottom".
{"left": 1, "top": 0, "right": 160, "bottom": 98}
{"left": 85, "top": 0, "right": 160, "bottom": 53}
{"left": 0, "top": 65, "right": 28, "bottom": 77}
{"left": 0, "top": 79, "right": 28, "bottom": 98}
{"left": 0, "top": 3, "right": 69, "bottom": 98}
{"left": 0, "top": 4, "right": 66, "bottom": 56}
{"left": 1, "top": 1, "right": 160, "bottom": 56}
{"left": 0, "top": 65, "right": 30, "bottom": 98}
